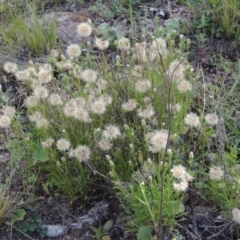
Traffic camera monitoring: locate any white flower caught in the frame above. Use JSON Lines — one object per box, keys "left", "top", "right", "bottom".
{"left": 1, "top": 106, "right": 16, "bottom": 118}
{"left": 38, "top": 68, "right": 52, "bottom": 84}
{"left": 74, "top": 145, "right": 91, "bottom": 162}
{"left": 146, "top": 130, "right": 168, "bottom": 153}
{"left": 35, "top": 117, "right": 49, "bottom": 129}
{"left": 173, "top": 180, "right": 188, "bottom": 192}
{"left": 135, "top": 80, "right": 151, "bottom": 93}
{"left": 137, "top": 106, "right": 155, "bottom": 119}
{"left": 0, "top": 115, "right": 11, "bottom": 128}
{"left": 77, "top": 22, "right": 92, "bottom": 37}
{"left": 74, "top": 107, "right": 92, "bottom": 123}
{"left": 102, "top": 125, "right": 121, "bottom": 140}
{"left": 151, "top": 38, "right": 167, "bottom": 50}
{"left": 98, "top": 139, "right": 112, "bottom": 151}
{"left": 168, "top": 60, "right": 185, "bottom": 83}
{"left": 90, "top": 98, "right": 106, "bottom": 115}
{"left": 42, "top": 138, "right": 54, "bottom": 148}
{"left": 132, "top": 65, "right": 143, "bottom": 77}
{"left": 56, "top": 138, "right": 71, "bottom": 151}
{"left": 66, "top": 44, "right": 81, "bottom": 58}
{"left": 63, "top": 99, "right": 78, "bottom": 117}
{"left": 81, "top": 69, "right": 97, "bottom": 83}
{"left": 33, "top": 86, "right": 49, "bottom": 99}
{"left": 3, "top": 61, "right": 18, "bottom": 73}
{"left": 48, "top": 94, "right": 63, "bottom": 106}
{"left": 177, "top": 80, "right": 192, "bottom": 93}
{"left": 95, "top": 38, "right": 109, "bottom": 50}
{"left": 122, "top": 99, "right": 138, "bottom": 112}
{"left": 204, "top": 113, "right": 219, "bottom": 126}
{"left": 25, "top": 96, "right": 39, "bottom": 107}
{"left": 184, "top": 112, "right": 200, "bottom": 128}
{"left": 232, "top": 208, "right": 240, "bottom": 224}
{"left": 15, "top": 69, "right": 30, "bottom": 81}
{"left": 209, "top": 166, "right": 223, "bottom": 180}
{"left": 171, "top": 165, "right": 193, "bottom": 182}
{"left": 116, "top": 37, "right": 130, "bottom": 51}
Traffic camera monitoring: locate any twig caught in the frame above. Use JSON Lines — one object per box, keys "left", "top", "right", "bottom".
{"left": 207, "top": 221, "right": 233, "bottom": 240}
{"left": 11, "top": 225, "right": 35, "bottom": 240}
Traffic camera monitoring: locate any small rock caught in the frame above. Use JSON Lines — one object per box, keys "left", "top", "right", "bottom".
{"left": 41, "top": 11, "right": 92, "bottom": 45}
{"left": 42, "top": 224, "right": 68, "bottom": 237}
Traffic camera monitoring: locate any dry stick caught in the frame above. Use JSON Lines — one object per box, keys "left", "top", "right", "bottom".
{"left": 206, "top": 221, "right": 233, "bottom": 240}
{"left": 157, "top": 55, "right": 185, "bottom": 237}
{"left": 147, "top": 45, "right": 186, "bottom": 236}
{"left": 11, "top": 225, "right": 35, "bottom": 240}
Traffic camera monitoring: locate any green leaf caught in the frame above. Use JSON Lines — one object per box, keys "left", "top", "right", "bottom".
{"left": 151, "top": 236, "right": 158, "bottom": 240}
{"left": 103, "top": 219, "right": 113, "bottom": 232}
{"left": 12, "top": 209, "right": 26, "bottom": 223}
{"left": 29, "top": 223, "right": 37, "bottom": 231}
{"left": 137, "top": 226, "right": 152, "bottom": 240}
{"left": 33, "top": 145, "right": 49, "bottom": 164}
{"left": 102, "top": 236, "right": 111, "bottom": 240}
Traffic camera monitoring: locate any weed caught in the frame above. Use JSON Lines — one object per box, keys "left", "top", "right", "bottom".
{"left": 14, "top": 202, "right": 47, "bottom": 238}
{"left": 0, "top": 2, "right": 58, "bottom": 56}
{"left": 0, "top": 186, "right": 19, "bottom": 227}
{"left": 1, "top": 16, "right": 239, "bottom": 238}
{"left": 89, "top": 219, "right": 113, "bottom": 240}
{"left": 180, "top": 0, "right": 240, "bottom": 41}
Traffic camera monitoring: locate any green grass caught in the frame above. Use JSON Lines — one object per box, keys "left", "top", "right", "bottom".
{"left": 0, "top": 2, "right": 58, "bottom": 56}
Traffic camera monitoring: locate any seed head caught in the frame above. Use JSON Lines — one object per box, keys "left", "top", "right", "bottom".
{"left": 77, "top": 22, "right": 92, "bottom": 37}
{"left": 184, "top": 112, "right": 200, "bottom": 128}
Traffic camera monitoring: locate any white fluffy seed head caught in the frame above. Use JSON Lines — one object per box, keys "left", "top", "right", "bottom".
{"left": 74, "top": 145, "right": 91, "bottom": 162}
{"left": 0, "top": 115, "right": 11, "bottom": 128}
{"left": 204, "top": 113, "right": 219, "bottom": 126}
{"left": 33, "top": 86, "right": 49, "bottom": 99}
{"left": 98, "top": 139, "right": 112, "bottom": 151}
{"left": 232, "top": 208, "right": 240, "bottom": 224}
{"left": 66, "top": 44, "right": 81, "bottom": 58}
{"left": 15, "top": 69, "right": 30, "bottom": 81}
{"left": 137, "top": 106, "right": 155, "bottom": 120}
{"left": 90, "top": 99, "right": 106, "bottom": 115}
{"left": 35, "top": 117, "right": 49, "bottom": 129}
{"left": 56, "top": 138, "right": 71, "bottom": 151}
{"left": 168, "top": 60, "right": 185, "bottom": 83}
{"left": 25, "top": 95, "right": 39, "bottom": 107}
{"left": 173, "top": 180, "right": 188, "bottom": 192}
{"left": 116, "top": 37, "right": 131, "bottom": 51}
{"left": 177, "top": 80, "right": 192, "bottom": 93}
{"left": 81, "top": 69, "right": 97, "bottom": 83}
{"left": 209, "top": 166, "right": 224, "bottom": 180}
{"left": 38, "top": 69, "right": 52, "bottom": 84}
{"left": 122, "top": 99, "right": 138, "bottom": 112}
{"left": 3, "top": 61, "right": 18, "bottom": 73}
{"left": 1, "top": 106, "right": 16, "bottom": 118}
{"left": 95, "top": 38, "right": 109, "bottom": 50}
{"left": 48, "top": 94, "right": 63, "bottom": 106}
{"left": 135, "top": 80, "right": 151, "bottom": 93}
{"left": 184, "top": 112, "right": 200, "bottom": 128}
{"left": 77, "top": 22, "right": 92, "bottom": 37}
{"left": 146, "top": 130, "right": 168, "bottom": 153}
{"left": 102, "top": 125, "right": 121, "bottom": 140}
{"left": 42, "top": 138, "right": 54, "bottom": 148}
